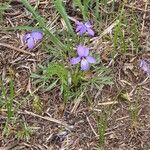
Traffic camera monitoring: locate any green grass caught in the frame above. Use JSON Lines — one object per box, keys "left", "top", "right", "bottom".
{"left": 16, "top": 121, "right": 32, "bottom": 141}
{"left": 18, "top": 0, "right": 113, "bottom": 103}
{"left": 0, "top": 77, "right": 15, "bottom": 136}
{"left": 97, "top": 111, "right": 107, "bottom": 150}
{"left": 0, "top": 1, "right": 10, "bottom": 23}
{"left": 0, "top": 2, "right": 10, "bottom": 16}
{"left": 129, "top": 102, "right": 139, "bottom": 128}
{"left": 0, "top": 0, "right": 144, "bottom": 147}
{"left": 53, "top": 0, "right": 74, "bottom": 34}
{"left": 20, "top": 0, "right": 67, "bottom": 50}
{"left": 0, "top": 76, "right": 34, "bottom": 139}
{"left": 31, "top": 63, "right": 70, "bottom": 102}
{"left": 0, "top": 77, "right": 14, "bottom": 121}
{"left": 94, "top": 0, "right": 100, "bottom": 20}
{"left": 73, "top": 0, "right": 91, "bottom": 20}
{"left": 128, "top": 91, "right": 140, "bottom": 128}
{"left": 31, "top": 62, "right": 113, "bottom": 102}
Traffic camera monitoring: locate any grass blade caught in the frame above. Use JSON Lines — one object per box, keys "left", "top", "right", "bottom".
{"left": 7, "top": 77, "right": 14, "bottom": 119}
{"left": 1, "top": 25, "right": 40, "bottom": 31}
{"left": 97, "top": 112, "right": 107, "bottom": 150}
{"left": 94, "top": 0, "right": 100, "bottom": 20}
{"left": 74, "top": 0, "right": 87, "bottom": 20}
{"left": 21, "top": 0, "right": 66, "bottom": 49}
{"left": 53, "top": 0, "right": 74, "bottom": 35}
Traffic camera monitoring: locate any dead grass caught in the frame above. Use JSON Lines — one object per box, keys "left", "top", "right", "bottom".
{"left": 0, "top": 0, "right": 150, "bottom": 150}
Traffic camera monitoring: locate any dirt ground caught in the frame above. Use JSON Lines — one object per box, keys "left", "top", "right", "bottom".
{"left": 0, "top": 0, "right": 150, "bottom": 150}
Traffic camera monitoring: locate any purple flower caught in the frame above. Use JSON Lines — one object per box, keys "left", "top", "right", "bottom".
{"left": 75, "top": 21, "right": 95, "bottom": 36}
{"left": 24, "top": 31, "right": 43, "bottom": 49}
{"left": 70, "top": 45, "right": 96, "bottom": 71}
{"left": 139, "top": 60, "right": 150, "bottom": 75}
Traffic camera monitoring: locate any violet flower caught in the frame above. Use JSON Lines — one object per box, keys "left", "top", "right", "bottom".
{"left": 75, "top": 21, "right": 95, "bottom": 36}
{"left": 70, "top": 45, "right": 96, "bottom": 71}
{"left": 139, "top": 60, "right": 150, "bottom": 75}
{"left": 24, "top": 31, "right": 43, "bottom": 49}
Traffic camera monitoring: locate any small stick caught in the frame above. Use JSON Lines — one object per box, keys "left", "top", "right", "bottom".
{"left": 107, "top": 53, "right": 118, "bottom": 68}
{"left": 125, "top": 4, "right": 150, "bottom": 13}
{"left": 98, "top": 101, "right": 118, "bottom": 106}
{"left": 107, "top": 0, "right": 117, "bottom": 4}
{"left": 68, "top": 16, "right": 77, "bottom": 22}
{"left": 71, "top": 92, "right": 84, "bottom": 113}
{"left": 141, "top": 1, "right": 148, "bottom": 34}
{"left": 19, "top": 110, "right": 70, "bottom": 128}
{"left": 86, "top": 116, "right": 98, "bottom": 137}
{"left": 0, "top": 43, "right": 35, "bottom": 56}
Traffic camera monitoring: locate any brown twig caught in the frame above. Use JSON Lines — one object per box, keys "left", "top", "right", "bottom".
{"left": 141, "top": 1, "right": 148, "bottom": 34}
{"left": 86, "top": 116, "right": 98, "bottom": 137}
{"left": 71, "top": 92, "right": 84, "bottom": 113}
{"left": 125, "top": 4, "right": 150, "bottom": 13}
{"left": 98, "top": 101, "right": 118, "bottom": 106}
{"left": 0, "top": 43, "right": 35, "bottom": 56}
{"left": 19, "top": 110, "right": 71, "bottom": 129}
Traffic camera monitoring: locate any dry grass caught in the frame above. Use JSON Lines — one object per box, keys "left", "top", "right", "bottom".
{"left": 0, "top": 0, "right": 150, "bottom": 150}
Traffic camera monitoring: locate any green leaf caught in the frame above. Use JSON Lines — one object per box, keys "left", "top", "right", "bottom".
{"left": 32, "top": 63, "right": 70, "bottom": 102}
{"left": 45, "top": 79, "right": 59, "bottom": 91}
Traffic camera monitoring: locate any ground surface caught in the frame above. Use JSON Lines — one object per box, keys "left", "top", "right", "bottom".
{"left": 0, "top": 0, "right": 150, "bottom": 150}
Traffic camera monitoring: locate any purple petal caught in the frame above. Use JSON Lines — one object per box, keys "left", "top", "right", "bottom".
{"left": 143, "top": 66, "right": 149, "bottom": 73}
{"left": 31, "top": 31, "right": 43, "bottom": 40}
{"left": 77, "top": 45, "right": 85, "bottom": 56}
{"left": 139, "top": 60, "right": 150, "bottom": 74}
{"left": 77, "top": 45, "right": 89, "bottom": 57}
{"left": 78, "top": 26, "right": 87, "bottom": 36}
{"left": 23, "top": 33, "right": 31, "bottom": 42}
{"left": 139, "top": 60, "right": 146, "bottom": 68}
{"left": 76, "top": 25, "right": 83, "bottom": 32}
{"left": 87, "top": 28, "right": 95, "bottom": 36}
{"left": 81, "top": 59, "right": 89, "bottom": 71}
{"left": 83, "top": 47, "right": 89, "bottom": 57}
{"left": 147, "top": 69, "right": 150, "bottom": 75}
{"left": 70, "top": 57, "right": 81, "bottom": 65}
{"left": 86, "top": 56, "right": 96, "bottom": 63}
{"left": 27, "top": 37, "right": 35, "bottom": 49}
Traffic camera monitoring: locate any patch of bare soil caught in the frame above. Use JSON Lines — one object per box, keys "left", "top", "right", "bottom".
{"left": 0, "top": 1, "right": 150, "bottom": 150}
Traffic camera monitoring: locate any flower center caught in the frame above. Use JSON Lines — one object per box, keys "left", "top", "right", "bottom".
{"left": 81, "top": 56, "right": 86, "bottom": 60}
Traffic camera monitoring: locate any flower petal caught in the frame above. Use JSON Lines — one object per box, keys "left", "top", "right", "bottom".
{"left": 147, "top": 69, "right": 150, "bottom": 75}
{"left": 31, "top": 31, "right": 43, "bottom": 40}
{"left": 86, "top": 56, "right": 96, "bottom": 63}
{"left": 77, "top": 45, "right": 85, "bottom": 56}
{"left": 23, "top": 33, "right": 31, "bottom": 42}
{"left": 139, "top": 60, "right": 146, "bottom": 68}
{"left": 87, "top": 28, "right": 95, "bottom": 36}
{"left": 83, "top": 47, "right": 89, "bottom": 57}
{"left": 76, "top": 25, "right": 82, "bottom": 32}
{"left": 78, "top": 26, "right": 87, "bottom": 36}
{"left": 70, "top": 57, "right": 81, "bottom": 65}
{"left": 77, "top": 45, "right": 89, "bottom": 57}
{"left": 81, "top": 59, "right": 89, "bottom": 71}
{"left": 27, "top": 37, "right": 35, "bottom": 49}
{"left": 139, "top": 60, "right": 150, "bottom": 74}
